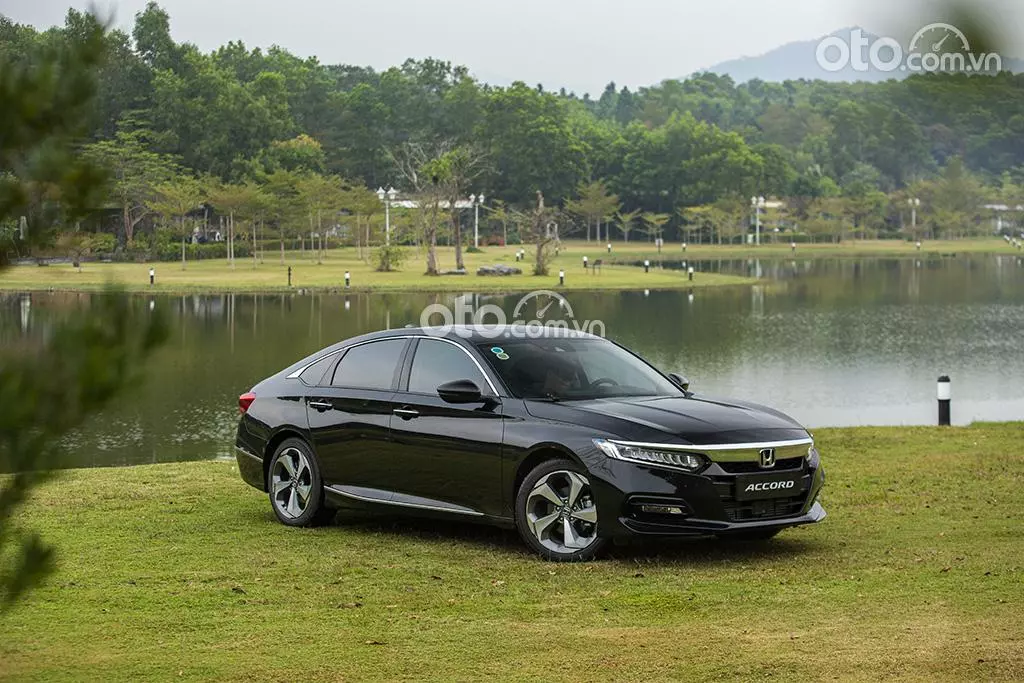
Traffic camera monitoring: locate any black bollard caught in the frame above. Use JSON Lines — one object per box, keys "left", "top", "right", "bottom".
{"left": 937, "top": 376, "right": 951, "bottom": 426}
{"left": 607, "top": 243, "right": 612, "bottom": 254}
{"left": 344, "top": 271, "right": 350, "bottom": 288}
{"left": 644, "top": 260, "right": 650, "bottom": 274}
{"left": 682, "top": 242, "right": 687, "bottom": 253}
{"left": 583, "top": 256, "right": 588, "bottom": 269}
{"left": 288, "top": 266, "right": 292, "bottom": 287}
{"left": 149, "top": 268, "right": 155, "bottom": 286}
{"left": 559, "top": 270, "right": 565, "bottom": 286}
{"left": 791, "top": 241, "right": 797, "bottom": 254}
{"left": 688, "top": 267, "right": 694, "bottom": 282}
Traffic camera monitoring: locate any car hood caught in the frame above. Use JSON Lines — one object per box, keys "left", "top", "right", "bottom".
{"left": 524, "top": 394, "right": 809, "bottom": 445}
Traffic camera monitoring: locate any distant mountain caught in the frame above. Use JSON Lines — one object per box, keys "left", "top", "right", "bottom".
{"left": 698, "top": 26, "right": 1024, "bottom": 84}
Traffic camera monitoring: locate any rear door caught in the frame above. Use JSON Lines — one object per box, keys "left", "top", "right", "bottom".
{"left": 387, "top": 338, "right": 505, "bottom": 516}
{"left": 306, "top": 338, "right": 410, "bottom": 487}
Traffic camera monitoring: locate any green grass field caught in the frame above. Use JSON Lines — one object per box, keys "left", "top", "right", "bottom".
{"left": 2, "top": 423, "right": 1022, "bottom": 681}
{"left": 1, "top": 238, "right": 1016, "bottom": 294}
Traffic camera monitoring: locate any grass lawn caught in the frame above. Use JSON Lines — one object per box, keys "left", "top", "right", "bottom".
{"left": 2, "top": 423, "right": 1022, "bottom": 681}
{"left": 1, "top": 238, "right": 1016, "bottom": 294}
{"left": 0, "top": 244, "right": 750, "bottom": 294}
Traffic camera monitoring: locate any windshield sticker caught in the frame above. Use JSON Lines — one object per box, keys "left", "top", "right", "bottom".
{"left": 490, "top": 347, "right": 504, "bottom": 355}
{"left": 496, "top": 352, "right": 510, "bottom": 360}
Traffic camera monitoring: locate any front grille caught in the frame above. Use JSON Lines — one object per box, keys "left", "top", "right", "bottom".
{"left": 716, "top": 457, "right": 804, "bottom": 474}
{"left": 721, "top": 497, "right": 807, "bottom": 522}
{"left": 712, "top": 474, "right": 811, "bottom": 522}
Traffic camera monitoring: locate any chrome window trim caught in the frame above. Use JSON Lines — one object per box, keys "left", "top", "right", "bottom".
{"left": 606, "top": 438, "right": 814, "bottom": 464}
{"left": 287, "top": 335, "right": 501, "bottom": 396}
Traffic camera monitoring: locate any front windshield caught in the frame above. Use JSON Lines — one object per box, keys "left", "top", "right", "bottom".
{"left": 477, "top": 338, "right": 681, "bottom": 401}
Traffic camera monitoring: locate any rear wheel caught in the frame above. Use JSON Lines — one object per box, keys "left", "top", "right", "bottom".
{"left": 268, "top": 438, "right": 334, "bottom": 527}
{"left": 515, "top": 458, "right": 607, "bottom": 562}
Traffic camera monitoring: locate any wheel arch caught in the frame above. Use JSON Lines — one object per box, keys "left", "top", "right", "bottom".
{"left": 513, "top": 443, "right": 585, "bottom": 500}
{"left": 262, "top": 427, "right": 312, "bottom": 490}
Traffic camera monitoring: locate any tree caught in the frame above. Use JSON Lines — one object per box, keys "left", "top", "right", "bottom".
{"left": 0, "top": 12, "right": 165, "bottom": 613}
{"left": 641, "top": 212, "right": 671, "bottom": 249}
{"left": 259, "top": 170, "right": 303, "bottom": 264}
{"left": 520, "top": 191, "right": 559, "bottom": 276}
{"left": 424, "top": 145, "right": 487, "bottom": 271}
{"left": 564, "top": 180, "right": 619, "bottom": 243}
{"left": 390, "top": 142, "right": 448, "bottom": 275}
{"left": 615, "top": 210, "right": 640, "bottom": 243}
{"left": 148, "top": 175, "right": 204, "bottom": 269}
{"left": 296, "top": 173, "right": 344, "bottom": 264}
{"left": 83, "top": 130, "right": 177, "bottom": 247}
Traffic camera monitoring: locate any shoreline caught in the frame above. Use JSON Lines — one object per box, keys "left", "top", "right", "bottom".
{"left": 1, "top": 240, "right": 1015, "bottom": 295}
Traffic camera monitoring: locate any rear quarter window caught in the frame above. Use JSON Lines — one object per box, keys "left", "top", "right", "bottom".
{"left": 298, "top": 354, "right": 338, "bottom": 386}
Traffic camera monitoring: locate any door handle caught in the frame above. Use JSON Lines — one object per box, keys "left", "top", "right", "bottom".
{"left": 309, "top": 401, "right": 332, "bottom": 412}
{"left": 393, "top": 408, "right": 420, "bottom": 420}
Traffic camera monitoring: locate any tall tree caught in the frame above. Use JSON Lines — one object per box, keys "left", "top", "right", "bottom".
{"left": 615, "top": 209, "right": 640, "bottom": 243}
{"left": 148, "top": 175, "right": 204, "bottom": 269}
{"left": 0, "top": 11, "right": 165, "bottom": 613}
{"left": 83, "top": 130, "right": 177, "bottom": 246}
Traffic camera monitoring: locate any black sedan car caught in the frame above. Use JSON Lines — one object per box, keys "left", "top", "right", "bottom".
{"left": 235, "top": 326, "right": 825, "bottom": 561}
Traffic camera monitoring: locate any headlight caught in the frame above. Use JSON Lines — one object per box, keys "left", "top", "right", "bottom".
{"left": 807, "top": 445, "right": 819, "bottom": 463}
{"left": 593, "top": 439, "right": 706, "bottom": 473}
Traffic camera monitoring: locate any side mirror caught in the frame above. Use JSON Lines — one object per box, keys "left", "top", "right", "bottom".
{"left": 668, "top": 373, "right": 690, "bottom": 392}
{"left": 437, "top": 379, "right": 484, "bottom": 404}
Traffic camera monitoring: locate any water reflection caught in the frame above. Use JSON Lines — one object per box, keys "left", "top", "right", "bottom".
{"left": 1, "top": 255, "right": 1022, "bottom": 469}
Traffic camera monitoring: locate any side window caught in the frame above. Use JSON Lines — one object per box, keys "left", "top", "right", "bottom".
{"left": 331, "top": 339, "right": 406, "bottom": 390}
{"left": 298, "top": 353, "right": 338, "bottom": 386}
{"left": 408, "top": 340, "right": 488, "bottom": 395}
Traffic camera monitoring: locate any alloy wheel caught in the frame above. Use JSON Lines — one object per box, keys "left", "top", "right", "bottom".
{"left": 271, "top": 447, "right": 313, "bottom": 519}
{"left": 525, "top": 470, "right": 599, "bottom": 553}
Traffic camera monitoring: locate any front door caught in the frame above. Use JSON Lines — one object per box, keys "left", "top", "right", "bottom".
{"left": 387, "top": 338, "right": 505, "bottom": 517}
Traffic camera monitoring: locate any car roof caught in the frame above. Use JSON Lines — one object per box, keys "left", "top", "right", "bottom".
{"left": 374, "top": 325, "right": 603, "bottom": 344}
{"left": 274, "top": 325, "right": 605, "bottom": 381}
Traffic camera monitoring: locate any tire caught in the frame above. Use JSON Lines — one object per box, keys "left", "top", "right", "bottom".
{"left": 515, "top": 458, "right": 608, "bottom": 562}
{"left": 267, "top": 438, "right": 334, "bottom": 527}
{"left": 720, "top": 528, "right": 781, "bottom": 542}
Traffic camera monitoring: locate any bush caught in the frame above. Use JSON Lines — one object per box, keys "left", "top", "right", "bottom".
{"left": 373, "top": 245, "right": 406, "bottom": 272}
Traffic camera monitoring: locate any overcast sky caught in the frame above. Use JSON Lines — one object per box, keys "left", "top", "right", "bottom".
{"left": 3, "top": 0, "right": 1022, "bottom": 94}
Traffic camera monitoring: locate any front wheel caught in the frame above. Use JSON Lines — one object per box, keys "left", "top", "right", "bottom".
{"left": 515, "top": 459, "right": 608, "bottom": 562}
{"left": 268, "top": 438, "right": 334, "bottom": 527}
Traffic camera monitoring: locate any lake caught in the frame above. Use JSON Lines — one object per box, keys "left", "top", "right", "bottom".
{"left": 3, "top": 254, "right": 1023, "bottom": 469}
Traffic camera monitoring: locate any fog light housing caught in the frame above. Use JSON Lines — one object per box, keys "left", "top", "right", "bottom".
{"left": 640, "top": 504, "right": 686, "bottom": 515}
{"left": 594, "top": 439, "right": 706, "bottom": 472}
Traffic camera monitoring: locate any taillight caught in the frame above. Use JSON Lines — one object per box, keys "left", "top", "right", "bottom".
{"left": 238, "top": 392, "right": 256, "bottom": 414}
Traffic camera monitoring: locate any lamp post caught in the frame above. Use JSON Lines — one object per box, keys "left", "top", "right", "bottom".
{"left": 469, "top": 193, "right": 485, "bottom": 249}
{"left": 377, "top": 186, "right": 398, "bottom": 246}
{"left": 751, "top": 196, "right": 766, "bottom": 246}
{"left": 908, "top": 197, "right": 921, "bottom": 240}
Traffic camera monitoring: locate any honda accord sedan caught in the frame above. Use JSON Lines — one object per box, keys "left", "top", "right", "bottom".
{"left": 235, "top": 326, "right": 825, "bottom": 561}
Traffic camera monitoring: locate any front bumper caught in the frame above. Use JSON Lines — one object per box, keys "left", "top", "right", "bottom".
{"left": 585, "top": 450, "right": 826, "bottom": 539}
